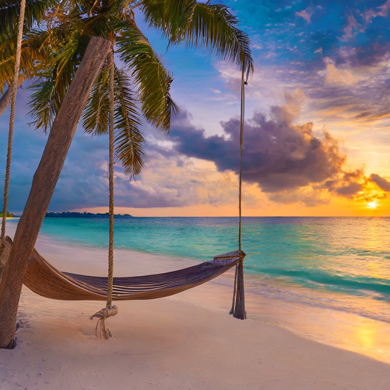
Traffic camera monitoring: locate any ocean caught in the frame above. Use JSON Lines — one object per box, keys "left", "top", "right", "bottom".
{"left": 7, "top": 216, "right": 390, "bottom": 362}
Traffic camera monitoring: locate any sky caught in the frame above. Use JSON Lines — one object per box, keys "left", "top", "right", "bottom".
{"left": 1, "top": 0, "right": 390, "bottom": 216}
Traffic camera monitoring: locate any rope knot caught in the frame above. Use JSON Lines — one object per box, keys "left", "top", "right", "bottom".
{"left": 90, "top": 305, "right": 118, "bottom": 340}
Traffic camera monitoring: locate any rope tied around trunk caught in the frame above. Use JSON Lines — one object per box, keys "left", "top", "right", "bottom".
{"left": 90, "top": 305, "right": 118, "bottom": 340}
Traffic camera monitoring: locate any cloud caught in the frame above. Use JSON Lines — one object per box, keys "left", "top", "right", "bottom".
{"left": 295, "top": 7, "right": 314, "bottom": 23}
{"left": 363, "top": 0, "right": 390, "bottom": 22}
{"left": 2, "top": 89, "right": 390, "bottom": 212}
{"left": 321, "top": 170, "right": 366, "bottom": 199}
{"left": 378, "top": 0, "right": 390, "bottom": 16}
{"left": 170, "top": 106, "right": 344, "bottom": 196}
{"left": 323, "top": 57, "right": 356, "bottom": 85}
{"left": 341, "top": 14, "right": 363, "bottom": 40}
{"left": 369, "top": 173, "right": 390, "bottom": 191}
{"left": 342, "top": 1, "right": 390, "bottom": 42}
{"left": 268, "top": 187, "right": 330, "bottom": 207}
{"left": 168, "top": 95, "right": 390, "bottom": 206}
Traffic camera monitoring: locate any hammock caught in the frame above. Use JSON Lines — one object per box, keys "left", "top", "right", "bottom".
{"left": 0, "top": 33, "right": 250, "bottom": 343}
{"left": 2, "top": 236, "right": 244, "bottom": 302}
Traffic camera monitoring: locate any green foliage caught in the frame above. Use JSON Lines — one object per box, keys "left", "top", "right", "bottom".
{"left": 1, "top": 0, "right": 253, "bottom": 176}
{"left": 0, "top": 212, "right": 14, "bottom": 217}
{"left": 141, "top": 0, "right": 253, "bottom": 73}
{"left": 116, "top": 20, "right": 178, "bottom": 132}
{"left": 113, "top": 66, "right": 145, "bottom": 176}
{"left": 0, "top": 0, "right": 50, "bottom": 39}
{"left": 0, "top": 0, "right": 55, "bottom": 92}
{"left": 83, "top": 64, "right": 145, "bottom": 175}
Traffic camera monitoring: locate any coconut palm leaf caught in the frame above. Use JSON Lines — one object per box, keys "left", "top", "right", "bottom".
{"left": 28, "top": 77, "right": 58, "bottom": 131}
{"left": 27, "top": 28, "right": 92, "bottom": 131}
{"left": 116, "top": 20, "right": 178, "bottom": 132}
{"left": 141, "top": 0, "right": 253, "bottom": 73}
{"left": 82, "top": 64, "right": 110, "bottom": 135}
{"left": 0, "top": 5, "right": 55, "bottom": 92}
{"left": 113, "top": 66, "right": 144, "bottom": 176}
{"left": 83, "top": 63, "right": 144, "bottom": 175}
{"left": 0, "top": 0, "right": 51, "bottom": 39}
{"left": 26, "top": 6, "right": 127, "bottom": 130}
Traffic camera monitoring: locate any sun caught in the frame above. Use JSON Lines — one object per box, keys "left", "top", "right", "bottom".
{"left": 367, "top": 201, "right": 378, "bottom": 209}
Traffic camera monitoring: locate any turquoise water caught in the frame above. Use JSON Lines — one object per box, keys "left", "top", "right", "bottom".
{"left": 10, "top": 216, "right": 390, "bottom": 323}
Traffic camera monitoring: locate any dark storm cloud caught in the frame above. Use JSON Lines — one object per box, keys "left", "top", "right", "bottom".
{"left": 370, "top": 173, "right": 390, "bottom": 192}
{"left": 321, "top": 170, "right": 366, "bottom": 198}
{"left": 170, "top": 107, "right": 347, "bottom": 194}
{"left": 169, "top": 105, "right": 390, "bottom": 206}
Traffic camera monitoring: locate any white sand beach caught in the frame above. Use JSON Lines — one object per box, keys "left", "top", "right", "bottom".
{"left": 1, "top": 224, "right": 390, "bottom": 390}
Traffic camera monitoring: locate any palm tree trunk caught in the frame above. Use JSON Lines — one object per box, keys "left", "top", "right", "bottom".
{"left": 0, "top": 75, "right": 26, "bottom": 117}
{"left": 1, "top": 0, "right": 26, "bottom": 243}
{"left": 0, "top": 36, "right": 111, "bottom": 349}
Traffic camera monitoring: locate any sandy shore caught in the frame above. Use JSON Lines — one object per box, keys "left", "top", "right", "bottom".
{"left": 1, "top": 225, "right": 390, "bottom": 389}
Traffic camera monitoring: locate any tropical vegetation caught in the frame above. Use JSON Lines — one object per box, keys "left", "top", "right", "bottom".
{"left": 0, "top": 212, "right": 13, "bottom": 218}
{"left": 1, "top": 0, "right": 253, "bottom": 174}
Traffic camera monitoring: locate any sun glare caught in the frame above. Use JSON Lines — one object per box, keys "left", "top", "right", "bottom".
{"left": 367, "top": 201, "right": 378, "bottom": 209}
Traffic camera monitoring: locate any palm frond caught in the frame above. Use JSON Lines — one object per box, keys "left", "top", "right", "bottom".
{"left": 83, "top": 62, "right": 144, "bottom": 175}
{"left": 0, "top": 0, "right": 53, "bottom": 39}
{"left": 116, "top": 21, "right": 178, "bottom": 132}
{"left": 113, "top": 66, "right": 144, "bottom": 175}
{"left": 0, "top": 30, "right": 52, "bottom": 92}
{"left": 141, "top": 0, "right": 253, "bottom": 73}
{"left": 82, "top": 64, "right": 110, "bottom": 135}
{"left": 27, "top": 29, "right": 91, "bottom": 131}
{"left": 28, "top": 77, "right": 58, "bottom": 131}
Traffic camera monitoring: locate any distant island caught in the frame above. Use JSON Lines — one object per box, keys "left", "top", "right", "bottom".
{"left": 0, "top": 212, "right": 14, "bottom": 217}
{"left": 45, "top": 212, "right": 133, "bottom": 218}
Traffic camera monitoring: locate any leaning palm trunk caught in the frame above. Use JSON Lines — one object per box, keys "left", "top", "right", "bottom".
{"left": 0, "top": 36, "right": 111, "bottom": 349}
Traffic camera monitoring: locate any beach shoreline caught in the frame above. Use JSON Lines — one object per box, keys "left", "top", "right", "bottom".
{"left": 1, "top": 223, "right": 390, "bottom": 389}
{"left": 8, "top": 220, "right": 390, "bottom": 364}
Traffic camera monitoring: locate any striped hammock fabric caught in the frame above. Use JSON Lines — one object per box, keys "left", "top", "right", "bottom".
{"left": 2, "top": 237, "right": 242, "bottom": 302}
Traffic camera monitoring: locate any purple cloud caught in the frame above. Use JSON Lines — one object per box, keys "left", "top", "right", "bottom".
{"left": 170, "top": 107, "right": 343, "bottom": 193}
{"left": 370, "top": 173, "right": 390, "bottom": 191}
{"left": 295, "top": 7, "right": 314, "bottom": 23}
{"left": 169, "top": 103, "right": 390, "bottom": 206}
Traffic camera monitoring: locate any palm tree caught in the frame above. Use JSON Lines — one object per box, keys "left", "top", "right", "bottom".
{"left": 26, "top": 0, "right": 253, "bottom": 175}
{"left": 0, "top": 0, "right": 253, "bottom": 348}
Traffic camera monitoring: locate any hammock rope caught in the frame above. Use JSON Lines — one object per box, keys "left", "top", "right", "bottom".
{"left": 90, "top": 44, "right": 118, "bottom": 340}
{"left": 107, "top": 45, "right": 115, "bottom": 310}
{"left": 238, "top": 66, "right": 245, "bottom": 252}
{"left": 230, "top": 64, "right": 248, "bottom": 320}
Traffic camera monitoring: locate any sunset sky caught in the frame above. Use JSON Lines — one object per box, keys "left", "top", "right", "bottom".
{"left": 1, "top": 0, "right": 390, "bottom": 216}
